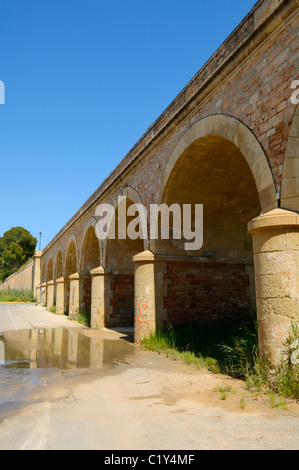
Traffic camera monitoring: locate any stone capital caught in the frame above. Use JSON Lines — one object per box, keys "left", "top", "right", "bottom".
{"left": 90, "top": 266, "right": 105, "bottom": 276}
{"left": 133, "top": 250, "right": 155, "bottom": 263}
{"left": 69, "top": 272, "right": 80, "bottom": 280}
{"left": 248, "top": 209, "right": 299, "bottom": 234}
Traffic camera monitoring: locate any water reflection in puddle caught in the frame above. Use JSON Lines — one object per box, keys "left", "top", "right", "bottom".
{"left": 0, "top": 328, "right": 136, "bottom": 422}
{"left": 0, "top": 328, "right": 135, "bottom": 370}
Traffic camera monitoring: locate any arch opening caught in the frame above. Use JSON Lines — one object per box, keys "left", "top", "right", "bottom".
{"left": 155, "top": 133, "right": 261, "bottom": 326}
{"left": 80, "top": 225, "right": 101, "bottom": 317}
{"left": 105, "top": 197, "right": 145, "bottom": 328}
{"left": 54, "top": 250, "right": 63, "bottom": 307}
{"left": 64, "top": 239, "right": 78, "bottom": 315}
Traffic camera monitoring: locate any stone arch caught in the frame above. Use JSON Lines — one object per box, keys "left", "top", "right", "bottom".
{"left": 79, "top": 218, "right": 102, "bottom": 315}
{"left": 54, "top": 248, "right": 64, "bottom": 281}
{"left": 47, "top": 257, "right": 54, "bottom": 282}
{"left": 102, "top": 185, "right": 148, "bottom": 267}
{"left": 54, "top": 248, "right": 63, "bottom": 308}
{"left": 79, "top": 218, "right": 102, "bottom": 273}
{"left": 41, "top": 263, "right": 46, "bottom": 284}
{"left": 64, "top": 235, "right": 79, "bottom": 316}
{"left": 64, "top": 235, "right": 79, "bottom": 279}
{"left": 155, "top": 114, "right": 277, "bottom": 214}
{"left": 103, "top": 185, "right": 147, "bottom": 328}
{"left": 151, "top": 113, "right": 271, "bottom": 326}
{"left": 281, "top": 103, "right": 299, "bottom": 212}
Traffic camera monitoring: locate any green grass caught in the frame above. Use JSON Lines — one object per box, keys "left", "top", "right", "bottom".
{"left": 77, "top": 310, "right": 91, "bottom": 327}
{"left": 0, "top": 288, "right": 35, "bottom": 303}
{"left": 141, "top": 316, "right": 299, "bottom": 401}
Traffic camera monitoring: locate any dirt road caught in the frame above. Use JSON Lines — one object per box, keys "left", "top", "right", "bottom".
{"left": 0, "top": 304, "right": 298, "bottom": 450}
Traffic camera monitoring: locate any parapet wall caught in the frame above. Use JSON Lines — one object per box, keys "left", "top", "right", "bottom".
{"left": 0, "top": 260, "right": 34, "bottom": 291}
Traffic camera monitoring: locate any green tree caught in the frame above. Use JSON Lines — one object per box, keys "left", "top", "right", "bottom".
{"left": 0, "top": 227, "right": 37, "bottom": 282}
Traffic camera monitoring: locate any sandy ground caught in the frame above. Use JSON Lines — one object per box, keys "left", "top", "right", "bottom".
{"left": 0, "top": 305, "right": 298, "bottom": 450}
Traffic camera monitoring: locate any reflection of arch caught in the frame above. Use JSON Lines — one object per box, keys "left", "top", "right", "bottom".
{"left": 102, "top": 185, "right": 148, "bottom": 269}
{"left": 64, "top": 235, "right": 79, "bottom": 279}
{"left": 156, "top": 114, "right": 277, "bottom": 214}
{"left": 79, "top": 218, "right": 102, "bottom": 274}
{"left": 47, "top": 257, "right": 54, "bottom": 282}
{"left": 281, "top": 103, "right": 299, "bottom": 211}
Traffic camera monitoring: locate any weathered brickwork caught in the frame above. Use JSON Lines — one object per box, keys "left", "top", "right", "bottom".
{"left": 82, "top": 277, "right": 92, "bottom": 313}
{"left": 127, "top": 12, "right": 299, "bottom": 208}
{"left": 110, "top": 274, "right": 134, "bottom": 327}
{"left": 164, "top": 262, "right": 251, "bottom": 326}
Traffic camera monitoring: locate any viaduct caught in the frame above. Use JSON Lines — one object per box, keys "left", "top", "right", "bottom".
{"left": 28, "top": 0, "right": 299, "bottom": 364}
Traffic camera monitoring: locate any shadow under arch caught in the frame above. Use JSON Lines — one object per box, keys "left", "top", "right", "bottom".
{"left": 101, "top": 185, "right": 148, "bottom": 269}
{"left": 54, "top": 248, "right": 64, "bottom": 281}
{"left": 79, "top": 217, "right": 102, "bottom": 273}
{"left": 64, "top": 235, "right": 79, "bottom": 278}
{"left": 150, "top": 113, "right": 274, "bottom": 326}
{"left": 47, "top": 257, "right": 54, "bottom": 282}
{"left": 155, "top": 114, "right": 277, "bottom": 215}
{"left": 63, "top": 235, "right": 79, "bottom": 316}
{"left": 79, "top": 217, "right": 102, "bottom": 316}
{"left": 101, "top": 185, "right": 148, "bottom": 328}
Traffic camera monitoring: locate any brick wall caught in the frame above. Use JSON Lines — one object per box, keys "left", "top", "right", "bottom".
{"left": 82, "top": 277, "right": 92, "bottom": 312}
{"left": 164, "top": 262, "right": 251, "bottom": 326}
{"left": 110, "top": 274, "right": 134, "bottom": 327}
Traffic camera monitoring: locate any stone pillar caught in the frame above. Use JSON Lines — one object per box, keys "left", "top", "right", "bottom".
{"left": 248, "top": 209, "right": 299, "bottom": 365}
{"left": 56, "top": 277, "right": 65, "bottom": 314}
{"left": 133, "top": 250, "right": 166, "bottom": 343}
{"left": 41, "top": 282, "right": 47, "bottom": 306}
{"left": 36, "top": 285, "right": 41, "bottom": 304}
{"left": 68, "top": 273, "right": 84, "bottom": 318}
{"left": 32, "top": 251, "right": 42, "bottom": 300}
{"left": 90, "top": 267, "right": 111, "bottom": 329}
{"left": 47, "top": 280, "right": 55, "bottom": 310}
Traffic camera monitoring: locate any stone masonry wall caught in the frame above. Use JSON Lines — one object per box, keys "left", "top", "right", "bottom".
{"left": 0, "top": 260, "right": 34, "bottom": 292}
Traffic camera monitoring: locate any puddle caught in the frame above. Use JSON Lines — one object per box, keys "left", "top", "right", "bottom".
{"left": 0, "top": 328, "right": 135, "bottom": 370}
{"left": 0, "top": 328, "right": 136, "bottom": 423}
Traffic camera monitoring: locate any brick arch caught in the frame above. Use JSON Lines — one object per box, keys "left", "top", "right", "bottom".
{"left": 281, "top": 103, "right": 299, "bottom": 212}
{"left": 54, "top": 248, "right": 64, "bottom": 281}
{"left": 41, "top": 262, "right": 46, "bottom": 284}
{"left": 156, "top": 114, "right": 277, "bottom": 214}
{"left": 64, "top": 234, "right": 79, "bottom": 278}
{"left": 102, "top": 185, "right": 148, "bottom": 268}
{"left": 47, "top": 257, "right": 54, "bottom": 282}
{"left": 79, "top": 217, "right": 102, "bottom": 274}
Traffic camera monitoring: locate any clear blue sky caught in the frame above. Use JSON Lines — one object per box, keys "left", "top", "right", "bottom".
{"left": 0, "top": 0, "right": 257, "bottom": 250}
